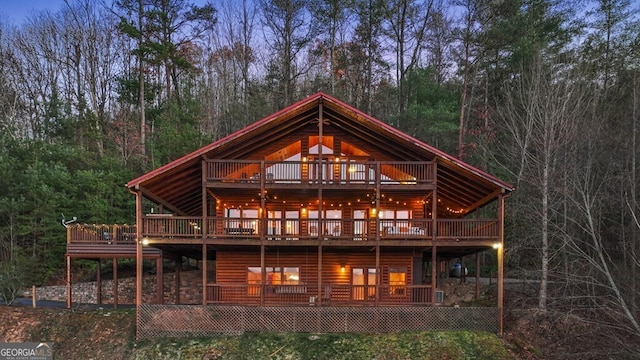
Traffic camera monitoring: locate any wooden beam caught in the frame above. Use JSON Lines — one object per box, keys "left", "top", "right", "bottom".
{"left": 139, "top": 185, "right": 184, "bottom": 216}
{"left": 156, "top": 256, "right": 163, "bottom": 304}
{"left": 113, "top": 258, "right": 118, "bottom": 309}
{"left": 175, "top": 257, "right": 181, "bottom": 305}
{"left": 96, "top": 260, "right": 101, "bottom": 305}
{"left": 135, "top": 189, "right": 143, "bottom": 340}
{"left": 497, "top": 193, "right": 505, "bottom": 336}
{"left": 202, "top": 243, "right": 207, "bottom": 306}
{"left": 66, "top": 255, "right": 72, "bottom": 309}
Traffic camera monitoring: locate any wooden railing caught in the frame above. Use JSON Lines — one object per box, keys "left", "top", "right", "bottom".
{"left": 67, "top": 224, "right": 136, "bottom": 244}
{"left": 206, "top": 284, "right": 433, "bottom": 306}
{"left": 206, "top": 160, "right": 435, "bottom": 186}
{"left": 67, "top": 218, "right": 499, "bottom": 244}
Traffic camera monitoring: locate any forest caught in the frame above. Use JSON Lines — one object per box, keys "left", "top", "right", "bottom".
{"left": 0, "top": 0, "right": 639, "bottom": 355}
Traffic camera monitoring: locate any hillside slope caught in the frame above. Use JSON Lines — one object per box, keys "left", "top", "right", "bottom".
{"left": 0, "top": 306, "right": 514, "bottom": 359}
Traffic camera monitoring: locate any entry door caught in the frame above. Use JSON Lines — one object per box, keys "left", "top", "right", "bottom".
{"left": 352, "top": 267, "right": 376, "bottom": 301}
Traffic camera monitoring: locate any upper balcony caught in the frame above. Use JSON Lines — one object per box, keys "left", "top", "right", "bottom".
{"left": 67, "top": 218, "right": 499, "bottom": 246}
{"left": 205, "top": 159, "right": 435, "bottom": 190}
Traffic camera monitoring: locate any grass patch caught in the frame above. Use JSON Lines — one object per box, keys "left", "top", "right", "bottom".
{"left": 133, "top": 331, "right": 512, "bottom": 360}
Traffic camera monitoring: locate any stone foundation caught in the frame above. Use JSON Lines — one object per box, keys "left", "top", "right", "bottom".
{"left": 25, "top": 270, "right": 203, "bottom": 305}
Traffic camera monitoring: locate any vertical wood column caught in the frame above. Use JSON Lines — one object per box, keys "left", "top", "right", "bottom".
{"left": 156, "top": 255, "right": 163, "bottom": 304}
{"left": 175, "top": 257, "right": 182, "bottom": 304}
{"left": 475, "top": 253, "right": 480, "bottom": 299}
{"left": 135, "top": 188, "right": 143, "bottom": 340}
{"left": 96, "top": 260, "right": 102, "bottom": 305}
{"left": 201, "top": 158, "right": 208, "bottom": 240}
{"left": 113, "top": 258, "right": 119, "bottom": 308}
{"left": 202, "top": 243, "right": 207, "bottom": 305}
{"left": 497, "top": 193, "right": 505, "bottom": 336}
{"left": 66, "top": 224, "right": 72, "bottom": 309}
{"left": 431, "top": 164, "right": 438, "bottom": 304}
{"left": 260, "top": 245, "right": 265, "bottom": 306}
{"left": 317, "top": 102, "right": 324, "bottom": 305}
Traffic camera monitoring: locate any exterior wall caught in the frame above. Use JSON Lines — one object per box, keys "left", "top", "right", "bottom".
{"left": 215, "top": 249, "right": 417, "bottom": 286}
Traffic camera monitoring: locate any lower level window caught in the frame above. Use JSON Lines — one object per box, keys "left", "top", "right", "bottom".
{"left": 389, "top": 267, "right": 407, "bottom": 296}
{"left": 247, "top": 267, "right": 300, "bottom": 286}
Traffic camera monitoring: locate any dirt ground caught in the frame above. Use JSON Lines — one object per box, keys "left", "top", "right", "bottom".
{"left": 0, "top": 306, "right": 136, "bottom": 359}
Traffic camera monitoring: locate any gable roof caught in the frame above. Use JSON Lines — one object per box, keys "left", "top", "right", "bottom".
{"left": 127, "top": 92, "right": 513, "bottom": 215}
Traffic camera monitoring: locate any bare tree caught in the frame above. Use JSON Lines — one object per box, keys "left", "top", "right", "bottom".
{"left": 260, "top": 0, "right": 317, "bottom": 108}
{"left": 382, "top": 0, "right": 434, "bottom": 116}
{"left": 493, "top": 57, "right": 589, "bottom": 310}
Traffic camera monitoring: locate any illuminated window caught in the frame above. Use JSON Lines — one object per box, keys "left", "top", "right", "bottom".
{"left": 247, "top": 267, "right": 262, "bottom": 296}
{"left": 248, "top": 267, "right": 300, "bottom": 287}
{"left": 389, "top": 267, "right": 406, "bottom": 296}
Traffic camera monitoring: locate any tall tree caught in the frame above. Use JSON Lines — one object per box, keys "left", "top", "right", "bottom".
{"left": 382, "top": 0, "right": 434, "bottom": 117}
{"left": 260, "top": 0, "right": 316, "bottom": 108}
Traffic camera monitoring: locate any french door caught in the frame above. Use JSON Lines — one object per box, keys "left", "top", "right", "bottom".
{"left": 352, "top": 267, "right": 376, "bottom": 301}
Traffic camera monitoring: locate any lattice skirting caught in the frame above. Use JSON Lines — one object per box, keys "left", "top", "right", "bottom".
{"left": 137, "top": 305, "right": 499, "bottom": 339}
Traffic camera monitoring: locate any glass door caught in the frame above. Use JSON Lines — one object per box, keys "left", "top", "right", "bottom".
{"left": 352, "top": 267, "right": 376, "bottom": 301}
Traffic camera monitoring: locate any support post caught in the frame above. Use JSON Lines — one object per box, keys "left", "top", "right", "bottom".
{"left": 135, "top": 189, "right": 143, "bottom": 340}
{"left": 96, "top": 260, "right": 102, "bottom": 305}
{"left": 497, "top": 193, "right": 505, "bottom": 336}
{"left": 156, "top": 256, "right": 163, "bottom": 304}
{"left": 202, "top": 243, "right": 207, "bottom": 305}
{"left": 113, "top": 258, "right": 118, "bottom": 308}
{"left": 260, "top": 245, "right": 265, "bottom": 306}
{"left": 175, "top": 257, "right": 181, "bottom": 304}
{"left": 475, "top": 252, "right": 480, "bottom": 299}
{"left": 66, "top": 255, "right": 72, "bottom": 309}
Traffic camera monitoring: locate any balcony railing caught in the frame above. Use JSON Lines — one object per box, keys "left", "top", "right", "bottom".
{"left": 205, "top": 284, "right": 433, "bottom": 306}
{"left": 67, "top": 224, "right": 136, "bottom": 244}
{"left": 143, "top": 217, "right": 498, "bottom": 240}
{"left": 67, "top": 215, "right": 498, "bottom": 244}
{"left": 66, "top": 218, "right": 500, "bottom": 244}
{"left": 206, "top": 160, "right": 435, "bottom": 186}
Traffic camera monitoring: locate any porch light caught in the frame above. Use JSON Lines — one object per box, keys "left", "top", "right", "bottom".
{"left": 492, "top": 242, "right": 502, "bottom": 250}
{"left": 341, "top": 266, "right": 345, "bottom": 272}
{"left": 141, "top": 238, "right": 150, "bottom": 246}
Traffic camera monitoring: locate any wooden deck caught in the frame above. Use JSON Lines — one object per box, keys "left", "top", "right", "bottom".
{"left": 66, "top": 218, "right": 498, "bottom": 245}
{"left": 206, "top": 284, "right": 434, "bottom": 306}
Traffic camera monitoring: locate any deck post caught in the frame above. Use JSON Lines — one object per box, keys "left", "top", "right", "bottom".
{"left": 318, "top": 245, "right": 322, "bottom": 306}
{"left": 66, "top": 255, "right": 71, "bottom": 309}
{"left": 134, "top": 189, "right": 143, "bottom": 340}
{"left": 260, "top": 245, "right": 265, "bottom": 306}
{"left": 175, "top": 257, "right": 181, "bottom": 304}
{"left": 202, "top": 243, "right": 207, "bottom": 305}
{"left": 431, "top": 174, "right": 438, "bottom": 303}
{"left": 497, "top": 193, "right": 505, "bottom": 336}
{"left": 96, "top": 260, "right": 102, "bottom": 305}
{"left": 475, "top": 252, "right": 480, "bottom": 299}
{"left": 113, "top": 258, "right": 118, "bottom": 308}
{"left": 156, "top": 255, "right": 163, "bottom": 304}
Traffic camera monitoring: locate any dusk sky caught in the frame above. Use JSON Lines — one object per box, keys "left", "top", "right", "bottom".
{"left": 0, "top": 0, "right": 213, "bottom": 26}
{"left": 0, "top": 0, "right": 64, "bottom": 25}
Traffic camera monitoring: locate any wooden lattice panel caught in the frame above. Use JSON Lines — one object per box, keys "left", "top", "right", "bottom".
{"left": 137, "top": 305, "right": 499, "bottom": 339}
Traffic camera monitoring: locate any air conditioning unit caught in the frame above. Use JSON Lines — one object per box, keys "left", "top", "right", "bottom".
{"left": 434, "top": 290, "right": 444, "bottom": 304}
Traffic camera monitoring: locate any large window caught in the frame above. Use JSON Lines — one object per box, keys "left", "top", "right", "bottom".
{"left": 379, "top": 209, "right": 411, "bottom": 233}
{"left": 388, "top": 267, "right": 407, "bottom": 296}
{"left": 308, "top": 209, "right": 342, "bottom": 236}
{"left": 246, "top": 266, "right": 301, "bottom": 296}
{"left": 225, "top": 208, "right": 259, "bottom": 232}
{"left": 247, "top": 267, "right": 300, "bottom": 285}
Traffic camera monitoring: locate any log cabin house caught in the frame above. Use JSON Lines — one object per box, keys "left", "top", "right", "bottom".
{"left": 66, "top": 92, "right": 513, "bottom": 337}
